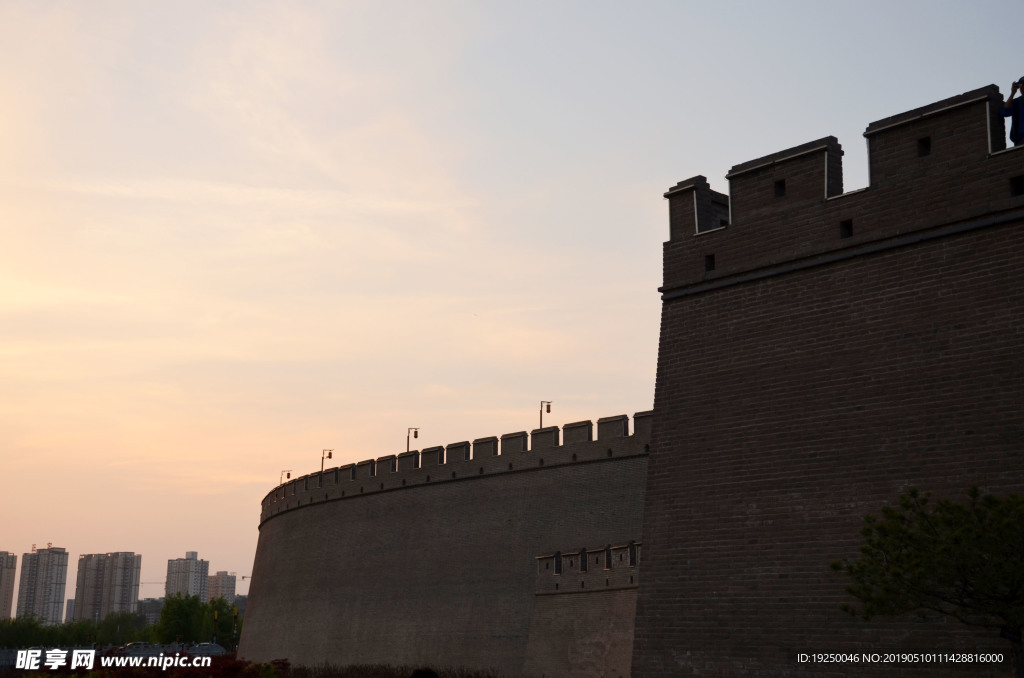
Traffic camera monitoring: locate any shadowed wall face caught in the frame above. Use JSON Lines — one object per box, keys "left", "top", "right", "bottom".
{"left": 524, "top": 542, "right": 641, "bottom": 678}
{"left": 239, "top": 423, "right": 648, "bottom": 674}
{"left": 524, "top": 588, "right": 637, "bottom": 678}
{"left": 634, "top": 88, "right": 1024, "bottom": 677}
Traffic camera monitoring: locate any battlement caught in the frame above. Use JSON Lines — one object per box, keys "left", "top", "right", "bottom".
{"left": 534, "top": 541, "right": 641, "bottom": 595}
{"left": 662, "top": 85, "right": 1024, "bottom": 297}
{"left": 259, "top": 411, "right": 652, "bottom": 525}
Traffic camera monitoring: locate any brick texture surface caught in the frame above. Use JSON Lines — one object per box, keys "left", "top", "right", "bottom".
{"left": 524, "top": 588, "right": 637, "bottom": 678}
{"left": 633, "top": 86, "right": 1024, "bottom": 677}
{"left": 238, "top": 425, "right": 648, "bottom": 674}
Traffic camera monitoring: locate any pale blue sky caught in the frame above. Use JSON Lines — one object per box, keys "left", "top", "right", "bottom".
{"left": 0, "top": 0, "right": 1018, "bottom": 601}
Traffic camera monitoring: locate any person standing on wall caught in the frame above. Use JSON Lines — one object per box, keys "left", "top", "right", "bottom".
{"left": 1002, "top": 77, "right": 1024, "bottom": 146}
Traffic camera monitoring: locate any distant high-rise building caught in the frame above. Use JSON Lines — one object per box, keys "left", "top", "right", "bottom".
{"left": 207, "top": 571, "right": 236, "bottom": 604}
{"left": 166, "top": 552, "right": 209, "bottom": 602}
{"left": 0, "top": 552, "right": 17, "bottom": 620}
{"left": 65, "top": 599, "right": 75, "bottom": 623}
{"left": 16, "top": 546, "right": 68, "bottom": 624}
{"left": 137, "top": 597, "right": 164, "bottom": 625}
{"left": 72, "top": 552, "right": 142, "bottom": 622}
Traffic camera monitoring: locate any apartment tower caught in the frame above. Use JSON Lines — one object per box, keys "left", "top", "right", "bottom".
{"left": 0, "top": 552, "right": 16, "bottom": 620}
{"left": 72, "top": 552, "right": 142, "bottom": 622}
{"left": 16, "top": 546, "right": 68, "bottom": 624}
{"left": 166, "top": 551, "right": 209, "bottom": 602}
{"left": 208, "top": 571, "right": 236, "bottom": 604}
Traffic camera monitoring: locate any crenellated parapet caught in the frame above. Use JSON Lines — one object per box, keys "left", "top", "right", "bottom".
{"left": 259, "top": 411, "right": 652, "bottom": 525}
{"left": 534, "top": 541, "right": 641, "bottom": 595}
{"left": 662, "top": 85, "right": 1024, "bottom": 297}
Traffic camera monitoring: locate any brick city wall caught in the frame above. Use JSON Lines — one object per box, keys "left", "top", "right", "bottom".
{"left": 240, "top": 85, "right": 1024, "bottom": 678}
{"left": 238, "top": 413, "right": 650, "bottom": 674}
{"left": 633, "top": 85, "right": 1024, "bottom": 677}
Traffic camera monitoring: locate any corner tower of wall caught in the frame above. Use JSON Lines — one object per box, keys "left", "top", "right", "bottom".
{"left": 635, "top": 85, "right": 1024, "bottom": 677}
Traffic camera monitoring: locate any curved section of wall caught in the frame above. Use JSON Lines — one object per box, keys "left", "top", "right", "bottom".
{"left": 238, "top": 413, "right": 650, "bottom": 675}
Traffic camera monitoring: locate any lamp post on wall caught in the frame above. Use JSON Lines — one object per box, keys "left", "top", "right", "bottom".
{"left": 321, "top": 449, "right": 333, "bottom": 473}
{"left": 407, "top": 428, "right": 419, "bottom": 453}
{"left": 540, "top": 401, "right": 552, "bottom": 429}
{"left": 279, "top": 470, "right": 292, "bottom": 485}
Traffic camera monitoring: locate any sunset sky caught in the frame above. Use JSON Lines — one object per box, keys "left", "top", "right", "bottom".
{"left": 1, "top": 1, "right": 1019, "bottom": 605}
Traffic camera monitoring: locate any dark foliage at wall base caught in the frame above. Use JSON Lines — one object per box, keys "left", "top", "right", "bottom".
{"left": 832, "top": 487, "right": 1024, "bottom": 678}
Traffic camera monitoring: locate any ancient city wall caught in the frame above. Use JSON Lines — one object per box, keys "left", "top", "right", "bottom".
{"left": 239, "top": 413, "right": 650, "bottom": 675}
{"left": 634, "top": 85, "right": 1024, "bottom": 677}
{"left": 239, "top": 84, "right": 1024, "bottom": 678}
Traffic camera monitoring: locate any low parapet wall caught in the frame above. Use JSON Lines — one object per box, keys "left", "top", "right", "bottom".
{"left": 534, "top": 541, "right": 641, "bottom": 595}
{"left": 260, "top": 411, "right": 652, "bottom": 524}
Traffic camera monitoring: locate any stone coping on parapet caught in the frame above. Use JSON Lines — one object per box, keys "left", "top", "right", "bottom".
{"left": 259, "top": 411, "right": 653, "bottom": 526}
{"left": 726, "top": 136, "right": 841, "bottom": 179}
{"left": 863, "top": 84, "right": 1000, "bottom": 136}
{"left": 534, "top": 542, "right": 642, "bottom": 595}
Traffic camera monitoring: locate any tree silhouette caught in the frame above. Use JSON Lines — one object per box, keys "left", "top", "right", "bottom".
{"left": 155, "top": 594, "right": 208, "bottom": 644}
{"left": 832, "top": 487, "right": 1024, "bottom": 678}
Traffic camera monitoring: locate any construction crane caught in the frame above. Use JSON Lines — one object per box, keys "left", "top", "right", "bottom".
{"left": 138, "top": 581, "right": 166, "bottom": 596}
